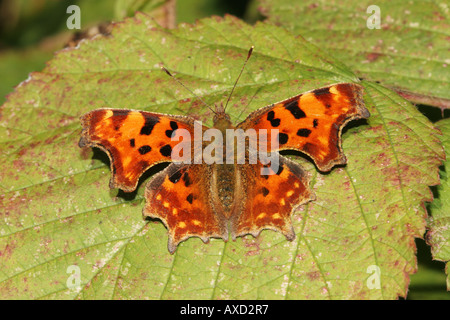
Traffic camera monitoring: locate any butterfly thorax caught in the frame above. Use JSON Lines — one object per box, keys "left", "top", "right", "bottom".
{"left": 210, "top": 107, "right": 239, "bottom": 218}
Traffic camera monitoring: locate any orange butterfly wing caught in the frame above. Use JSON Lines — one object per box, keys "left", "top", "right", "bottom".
{"left": 143, "top": 163, "right": 228, "bottom": 253}
{"left": 79, "top": 109, "right": 196, "bottom": 192}
{"left": 238, "top": 83, "right": 369, "bottom": 171}
{"left": 231, "top": 158, "right": 315, "bottom": 241}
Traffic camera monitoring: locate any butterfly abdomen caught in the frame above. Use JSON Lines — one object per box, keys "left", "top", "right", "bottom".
{"left": 212, "top": 163, "right": 237, "bottom": 219}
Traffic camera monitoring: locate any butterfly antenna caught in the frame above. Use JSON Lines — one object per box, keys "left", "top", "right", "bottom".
{"left": 224, "top": 46, "right": 254, "bottom": 112}
{"left": 161, "top": 66, "right": 216, "bottom": 114}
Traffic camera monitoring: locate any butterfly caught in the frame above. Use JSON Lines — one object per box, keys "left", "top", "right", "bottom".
{"left": 78, "top": 48, "right": 370, "bottom": 253}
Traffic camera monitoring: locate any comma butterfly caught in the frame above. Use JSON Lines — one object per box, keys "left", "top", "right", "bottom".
{"left": 79, "top": 48, "right": 370, "bottom": 253}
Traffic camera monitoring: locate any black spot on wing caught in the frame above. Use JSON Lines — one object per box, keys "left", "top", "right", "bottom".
{"left": 267, "top": 110, "right": 281, "bottom": 127}
{"left": 160, "top": 144, "right": 172, "bottom": 157}
{"left": 313, "top": 87, "right": 330, "bottom": 96}
{"left": 313, "top": 119, "right": 318, "bottom": 128}
{"left": 271, "top": 119, "right": 281, "bottom": 127}
{"left": 165, "top": 121, "right": 179, "bottom": 138}
{"left": 169, "top": 170, "right": 182, "bottom": 184}
{"left": 261, "top": 187, "right": 269, "bottom": 197}
{"left": 186, "top": 193, "right": 194, "bottom": 204}
{"left": 297, "top": 128, "right": 312, "bottom": 137}
{"left": 183, "top": 172, "right": 192, "bottom": 187}
{"left": 278, "top": 132, "right": 289, "bottom": 145}
{"left": 112, "top": 110, "right": 130, "bottom": 131}
{"left": 112, "top": 110, "right": 130, "bottom": 117}
{"left": 138, "top": 145, "right": 152, "bottom": 155}
{"left": 129, "top": 138, "right": 135, "bottom": 147}
{"left": 140, "top": 116, "right": 159, "bottom": 135}
{"left": 284, "top": 99, "right": 306, "bottom": 119}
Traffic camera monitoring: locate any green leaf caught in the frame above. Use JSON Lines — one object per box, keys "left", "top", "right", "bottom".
{"left": 259, "top": 0, "right": 450, "bottom": 107}
{"left": 428, "top": 119, "right": 450, "bottom": 290}
{"left": 0, "top": 14, "right": 444, "bottom": 299}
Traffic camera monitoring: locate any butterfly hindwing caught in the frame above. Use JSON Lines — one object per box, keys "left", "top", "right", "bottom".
{"left": 143, "top": 163, "right": 228, "bottom": 253}
{"left": 231, "top": 156, "right": 315, "bottom": 241}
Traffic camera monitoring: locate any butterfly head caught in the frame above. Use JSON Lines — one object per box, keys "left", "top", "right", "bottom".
{"left": 213, "top": 102, "right": 232, "bottom": 129}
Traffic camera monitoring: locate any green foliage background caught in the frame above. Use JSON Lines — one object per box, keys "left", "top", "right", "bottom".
{"left": 0, "top": 0, "right": 448, "bottom": 299}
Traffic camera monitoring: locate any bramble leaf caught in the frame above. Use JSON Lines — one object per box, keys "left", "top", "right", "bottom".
{"left": 0, "top": 14, "right": 444, "bottom": 299}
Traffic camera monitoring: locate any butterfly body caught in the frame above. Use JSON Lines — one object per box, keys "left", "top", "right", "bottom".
{"left": 79, "top": 83, "right": 369, "bottom": 253}
{"left": 214, "top": 163, "right": 237, "bottom": 217}
{"left": 209, "top": 106, "right": 238, "bottom": 219}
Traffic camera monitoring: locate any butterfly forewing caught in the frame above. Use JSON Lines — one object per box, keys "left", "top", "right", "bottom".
{"left": 238, "top": 83, "right": 369, "bottom": 171}
{"left": 79, "top": 109, "right": 196, "bottom": 192}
